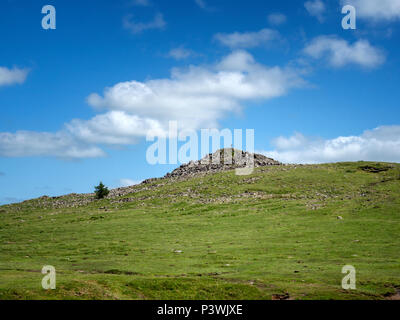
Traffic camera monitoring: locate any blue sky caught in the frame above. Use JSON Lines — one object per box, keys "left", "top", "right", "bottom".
{"left": 1, "top": 0, "right": 400, "bottom": 204}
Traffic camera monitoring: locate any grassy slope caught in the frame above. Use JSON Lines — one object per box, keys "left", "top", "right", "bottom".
{"left": 0, "top": 162, "right": 399, "bottom": 300}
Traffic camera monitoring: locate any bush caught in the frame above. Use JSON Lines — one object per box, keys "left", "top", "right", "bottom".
{"left": 94, "top": 181, "right": 109, "bottom": 199}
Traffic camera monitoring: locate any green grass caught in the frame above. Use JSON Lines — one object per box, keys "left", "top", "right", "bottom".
{"left": 1, "top": 162, "right": 399, "bottom": 300}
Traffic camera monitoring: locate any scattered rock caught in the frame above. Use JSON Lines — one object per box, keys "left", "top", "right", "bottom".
{"left": 359, "top": 164, "right": 392, "bottom": 173}
{"left": 272, "top": 293, "right": 291, "bottom": 300}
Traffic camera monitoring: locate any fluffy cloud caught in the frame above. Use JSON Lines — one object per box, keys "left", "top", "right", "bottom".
{"left": 303, "top": 36, "right": 385, "bottom": 68}
{"left": 0, "top": 51, "right": 304, "bottom": 159}
{"left": 0, "top": 66, "right": 29, "bottom": 86}
{"left": 341, "top": 0, "right": 400, "bottom": 21}
{"left": 88, "top": 50, "right": 303, "bottom": 132}
{"left": 66, "top": 111, "right": 166, "bottom": 145}
{"left": 267, "top": 13, "right": 287, "bottom": 26}
{"left": 261, "top": 126, "right": 400, "bottom": 164}
{"left": 0, "top": 131, "right": 104, "bottom": 159}
{"left": 304, "top": 0, "right": 326, "bottom": 22}
{"left": 123, "top": 13, "right": 166, "bottom": 34}
{"left": 214, "top": 29, "right": 280, "bottom": 48}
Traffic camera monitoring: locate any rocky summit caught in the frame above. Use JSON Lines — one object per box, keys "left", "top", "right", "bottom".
{"left": 164, "top": 148, "right": 281, "bottom": 179}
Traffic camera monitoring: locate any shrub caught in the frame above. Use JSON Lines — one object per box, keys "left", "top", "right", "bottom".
{"left": 94, "top": 181, "right": 109, "bottom": 199}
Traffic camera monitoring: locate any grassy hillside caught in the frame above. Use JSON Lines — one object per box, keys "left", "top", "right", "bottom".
{"left": 1, "top": 162, "right": 399, "bottom": 300}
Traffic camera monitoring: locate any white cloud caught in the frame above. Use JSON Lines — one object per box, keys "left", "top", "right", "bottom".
{"left": 66, "top": 111, "right": 166, "bottom": 145}
{"left": 305, "top": 0, "right": 326, "bottom": 22}
{"left": 341, "top": 0, "right": 400, "bottom": 21}
{"left": 123, "top": 13, "right": 166, "bottom": 34}
{"left": 0, "top": 51, "right": 304, "bottom": 159}
{"left": 214, "top": 29, "right": 280, "bottom": 48}
{"left": 168, "top": 47, "right": 194, "bottom": 60}
{"left": 87, "top": 50, "right": 304, "bottom": 133}
{"left": 119, "top": 178, "right": 142, "bottom": 187}
{"left": 0, "top": 66, "right": 29, "bottom": 86}
{"left": 303, "top": 35, "right": 385, "bottom": 68}
{"left": 261, "top": 126, "right": 400, "bottom": 164}
{"left": 267, "top": 13, "right": 287, "bottom": 26}
{"left": 0, "top": 131, "right": 104, "bottom": 159}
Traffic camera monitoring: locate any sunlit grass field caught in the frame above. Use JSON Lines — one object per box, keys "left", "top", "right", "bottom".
{"left": 1, "top": 162, "right": 399, "bottom": 300}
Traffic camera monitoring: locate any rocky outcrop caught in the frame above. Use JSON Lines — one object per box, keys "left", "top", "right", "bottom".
{"left": 164, "top": 148, "right": 281, "bottom": 179}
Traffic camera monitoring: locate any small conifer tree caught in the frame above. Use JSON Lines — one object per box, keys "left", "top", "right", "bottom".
{"left": 94, "top": 181, "right": 109, "bottom": 199}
